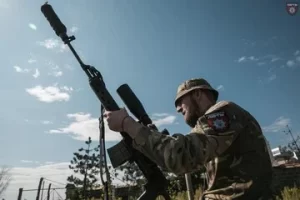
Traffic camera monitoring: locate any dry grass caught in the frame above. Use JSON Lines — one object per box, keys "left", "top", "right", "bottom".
{"left": 157, "top": 186, "right": 300, "bottom": 200}
{"left": 275, "top": 186, "right": 300, "bottom": 200}
{"left": 115, "top": 186, "right": 300, "bottom": 200}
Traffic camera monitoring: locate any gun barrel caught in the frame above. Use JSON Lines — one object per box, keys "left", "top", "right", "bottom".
{"left": 117, "top": 84, "right": 152, "bottom": 125}
{"left": 41, "top": 2, "right": 67, "bottom": 37}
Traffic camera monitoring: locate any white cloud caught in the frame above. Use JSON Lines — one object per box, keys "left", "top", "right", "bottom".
{"left": 237, "top": 56, "right": 246, "bottom": 63}
{"left": 20, "top": 160, "right": 39, "bottom": 164}
{"left": 32, "top": 68, "right": 40, "bottom": 78}
{"left": 271, "top": 57, "right": 280, "bottom": 62}
{"left": 28, "top": 23, "right": 37, "bottom": 30}
{"left": 248, "top": 56, "right": 257, "bottom": 61}
{"left": 268, "top": 74, "right": 276, "bottom": 81}
{"left": 49, "top": 113, "right": 176, "bottom": 142}
{"left": 45, "top": 161, "right": 55, "bottom": 164}
{"left": 59, "top": 44, "right": 68, "bottom": 52}
{"left": 41, "top": 120, "right": 53, "bottom": 125}
{"left": 48, "top": 113, "right": 122, "bottom": 142}
{"left": 146, "top": 113, "right": 177, "bottom": 127}
{"left": 28, "top": 58, "right": 37, "bottom": 64}
{"left": 70, "top": 26, "right": 78, "bottom": 33}
{"left": 282, "top": 50, "right": 300, "bottom": 68}
{"left": 4, "top": 163, "right": 70, "bottom": 200}
{"left": 257, "top": 72, "right": 277, "bottom": 84}
{"left": 26, "top": 85, "right": 72, "bottom": 103}
{"left": 263, "top": 55, "right": 281, "bottom": 63}
{"left": 4, "top": 162, "right": 125, "bottom": 200}
{"left": 152, "top": 113, "right": 169, "bottom": 117}
{"left": 153, "top": 115, "right": 176, "bottom": 127}
{"left": 237, "top": 55, "right": 280, "bottom": 65}
{"left": 216, "top": 85, "right": 224, "bottom": 91}
{"left": 286, "top": 60, "right": 295, "bottom": 67}
{"left": 262, "top": 116, "right": 291, "bottom": 133}
{"left": 37, "top": 38, "right": 67, "bottom": 52}
{"left": 237, "top": 56, "right": 259, "bottom": 63}
{"left": 13, "top": 66, "right": 30, "bottom": 73}
{"left": 48, "top": 64, "right": 64, "bottom": 77}
{"left": 13, "top": 66, "right": 40, "bottom": 79}
{"left": 38, "top": 38, "right": 59, "bottom": 49}
{"left": 52, "top": 71, "right": 63, "bottom": 77}
{"left": 20, "top": 160, "right": 31, "bottom": 163}
{"left": 60, "top": 86, "right": 73, "bottom": 91}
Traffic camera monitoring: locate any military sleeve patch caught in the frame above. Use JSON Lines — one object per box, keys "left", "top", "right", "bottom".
{"left": 205, "top": 111, "right": 229, "bottom": 132}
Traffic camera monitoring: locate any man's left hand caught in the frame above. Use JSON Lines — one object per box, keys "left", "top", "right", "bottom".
{"left": 104, "top": 108, "right": 130, "bottom": 132}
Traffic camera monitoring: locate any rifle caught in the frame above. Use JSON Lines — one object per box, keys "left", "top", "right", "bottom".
{"left": 116, "top": 84, "right": 170, "bottom": 136}
{"left": 40, "top": 3, "right": 171, "bottom": 200}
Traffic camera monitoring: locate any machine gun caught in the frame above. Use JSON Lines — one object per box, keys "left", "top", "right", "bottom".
{"left": 40, "top": 2, "right": 170, "bottom": 200}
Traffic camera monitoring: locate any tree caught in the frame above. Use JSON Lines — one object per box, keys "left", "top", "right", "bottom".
{"left": 67, "top": 137, "right": 103, "bottom": 199}
{"left": 0, "top": 166, "right": 11, "bottom": 198}
{"left": 116, "top": 162, "right": 145, "bottom": 185}
{"left": 283, "top": 125, "right": 300, "bottom": 154}
{"left": 112, "top": 162, "right": 144, "bottom": 199}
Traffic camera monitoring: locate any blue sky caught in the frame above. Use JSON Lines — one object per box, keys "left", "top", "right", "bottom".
{"left": 1, "top": 0, "right": 299, "bottom": 199}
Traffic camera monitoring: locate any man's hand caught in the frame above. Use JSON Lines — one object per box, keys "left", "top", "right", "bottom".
{"left": 147, "top": 124, "right": 158, "bottom": 131}
{"left": 104, "top": 108, "right": 130, "bottom": 132}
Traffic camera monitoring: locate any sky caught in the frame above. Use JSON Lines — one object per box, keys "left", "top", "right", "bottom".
{"left": 0, "top": 0, "right": 299, "bottom": 199}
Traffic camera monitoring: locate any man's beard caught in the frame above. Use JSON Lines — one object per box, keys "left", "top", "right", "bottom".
{"left": 186, "top": 111, "right": 200, "bottom": 128}
{"left": 186, "top": 97, "right": 203, "bottom": 128}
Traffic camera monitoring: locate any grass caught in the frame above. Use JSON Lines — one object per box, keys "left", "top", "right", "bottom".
{"left": 275, "top": 186, "right": 300, "bottom": 200}
{"left": 157, "top": 186, "right": 300, "bottom": 200}
{"left": 112, "top": 186, "right": 300, "bottom": 200}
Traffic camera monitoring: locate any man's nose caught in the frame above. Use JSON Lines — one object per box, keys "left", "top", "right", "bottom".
{"left": 176, "top": 105, "right": 183, "bottom": 113}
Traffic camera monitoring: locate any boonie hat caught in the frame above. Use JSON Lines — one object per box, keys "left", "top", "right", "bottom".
{"left": 175, "top": 78, "right": 219, "bottom": 107}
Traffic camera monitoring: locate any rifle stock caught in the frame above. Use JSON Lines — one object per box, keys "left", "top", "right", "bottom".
{"left": 41, "top": 3, "right": 170, "bottom": 200}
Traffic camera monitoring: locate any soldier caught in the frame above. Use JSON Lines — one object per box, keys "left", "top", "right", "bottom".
{"left": 104, "top": 78, "right": 274, "bottom": 200}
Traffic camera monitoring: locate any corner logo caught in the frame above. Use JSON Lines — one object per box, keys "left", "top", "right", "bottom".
{"left": 286, "top": 2, "right": 298, "bottom": 16}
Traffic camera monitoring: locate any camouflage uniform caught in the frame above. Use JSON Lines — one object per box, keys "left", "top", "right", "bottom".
{"left": 130, "top": 78, "right": 274, "bottom": 200}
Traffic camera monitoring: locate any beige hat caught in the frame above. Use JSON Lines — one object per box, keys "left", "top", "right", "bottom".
{"left": 174, "top": 78, "right": 219, "bottom": 107}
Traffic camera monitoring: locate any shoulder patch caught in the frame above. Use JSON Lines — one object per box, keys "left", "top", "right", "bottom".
{"left": 205, "top": 111, "right": 229, "bottom": 132}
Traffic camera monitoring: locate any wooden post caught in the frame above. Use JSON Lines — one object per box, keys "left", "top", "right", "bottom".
{"left": 17, "top": 188, "right": 23, "bottom": 200}
{"left": 185, "top": 173, "right": 194, "bottom": 200}
{"left": 40, "top": 180, "right": 45, "bottom": 200}
{"left": 47, "top": 183, "right": 52, "bottom": 200}
{"left": 36, "top": 177, "right": 44, "bottom": 200}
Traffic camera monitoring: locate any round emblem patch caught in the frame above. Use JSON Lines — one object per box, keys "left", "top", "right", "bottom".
{"left": 206, "top": 111, "right": 229, "bottom": 132}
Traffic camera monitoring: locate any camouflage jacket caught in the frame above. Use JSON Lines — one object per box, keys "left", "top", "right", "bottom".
{"left": 130, "top": 101, "right": 273, "bottom": 200}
